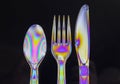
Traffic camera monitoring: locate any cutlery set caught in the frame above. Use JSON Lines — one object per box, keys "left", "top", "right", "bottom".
{"left": 23, "top": 4, "right": 90, "bottom": 84}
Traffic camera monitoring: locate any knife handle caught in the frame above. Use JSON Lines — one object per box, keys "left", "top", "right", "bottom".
{"left": 79, "top": 65, "right": 89, "bottom": 84}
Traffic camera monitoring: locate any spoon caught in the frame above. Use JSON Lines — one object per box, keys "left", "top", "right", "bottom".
{"left": 23, "top": 24, "right": 47, "bottom": 84}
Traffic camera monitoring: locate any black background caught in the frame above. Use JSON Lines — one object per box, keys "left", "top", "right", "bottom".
{"left": 1, "top": 0, "right": 120, "bottom": 84}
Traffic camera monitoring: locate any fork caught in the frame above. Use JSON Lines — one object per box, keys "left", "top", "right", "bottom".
{"left": 51, "top": 15, "right": 72, "bottom": 84}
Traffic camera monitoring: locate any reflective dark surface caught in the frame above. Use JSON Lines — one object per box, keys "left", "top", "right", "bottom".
{"left": 1, "top": 0, "right": 120, "bottom": 84}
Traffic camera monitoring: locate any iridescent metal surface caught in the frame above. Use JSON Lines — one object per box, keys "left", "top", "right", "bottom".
{"left": 75, "top": 4, "right": 90, "bottom": 84}
{"left": 23, "top": 24, "right": 47, "bottom": 84}
{"left": 51, "top": 15, "right": 72, "bottom": 84}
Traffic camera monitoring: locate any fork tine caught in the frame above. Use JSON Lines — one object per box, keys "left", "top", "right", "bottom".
{"left": 67, "top": 15, "right": 71, "bottom": 43}
{"left": 62, "top": 15, "right": 66, "bottom": 43}
{"left": 51, "top": 15, "right": 56, "bottom": 43}
{"left": 57, "top": 15, "right": 61, "bottom": 43}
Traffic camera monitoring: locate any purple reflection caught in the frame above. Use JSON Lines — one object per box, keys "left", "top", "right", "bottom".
{"left": 59, "top": 60, "right": 64, "bottom": 65}
{"left": 80, "top": 76, "right": 89, "bottom": 84}
{"left": 80, "top": 66, "right": 89, "bottom": 76}
{"left": 56, "top": 46, "right": 68, "bottom": 52}
{"left": 75, "top": 39, "right": 80, "bottom": 47}
{"left": 35, "top": 32, "right": 40, "bottom": 37}
{"left": 32, "top": 69, "right": 37, "bottom": 79}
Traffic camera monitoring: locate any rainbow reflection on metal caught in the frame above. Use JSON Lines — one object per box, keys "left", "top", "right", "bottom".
{"left": 52, "top": 43, "right": 71, "bottom": 84}
{"left": 52, "top": 44, "right": 71, "bottom": 60}
{"left": 23, "top": 24, "right": 47, "bottom": 84}
{"left": 51, "top": 15, "right": 72, "bottom": 84}
{"left": 75, "top": 4, "right": 90, "bottom": 84}
{"left": 23, "top": 24, "right": 46, "bottom": 65}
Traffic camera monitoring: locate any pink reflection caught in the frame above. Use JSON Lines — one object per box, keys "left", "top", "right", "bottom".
{"left": 56, "top": 46, "right": 68, "bottom": 52}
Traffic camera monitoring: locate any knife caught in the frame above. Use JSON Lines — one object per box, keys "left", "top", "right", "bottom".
{"left": 75, "top": 4, "right": 90, "bottom": 84}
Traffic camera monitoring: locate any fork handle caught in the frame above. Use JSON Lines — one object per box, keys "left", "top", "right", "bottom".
{"left": 57, "top": 60, "right": 66, "bottom": 84}
{"left": 79, "top": 65, "right": 89, "bottom": 84}
{"left": 30, "top": 67, "right": 39, "bottom": 84}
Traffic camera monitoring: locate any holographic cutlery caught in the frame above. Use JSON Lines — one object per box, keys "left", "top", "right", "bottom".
{"left": 51, "top": 15, "right": 72, "bottom": 84}
{"left": 23, "top": 24, "right": 47, "bottom": 84}
{"left": 75, "top": 4, "right": 90, "bottom": 84}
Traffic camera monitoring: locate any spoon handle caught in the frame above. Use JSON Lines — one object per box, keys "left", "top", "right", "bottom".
{"left": 30, "top": 68, "right": 39, "bottom": 84}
